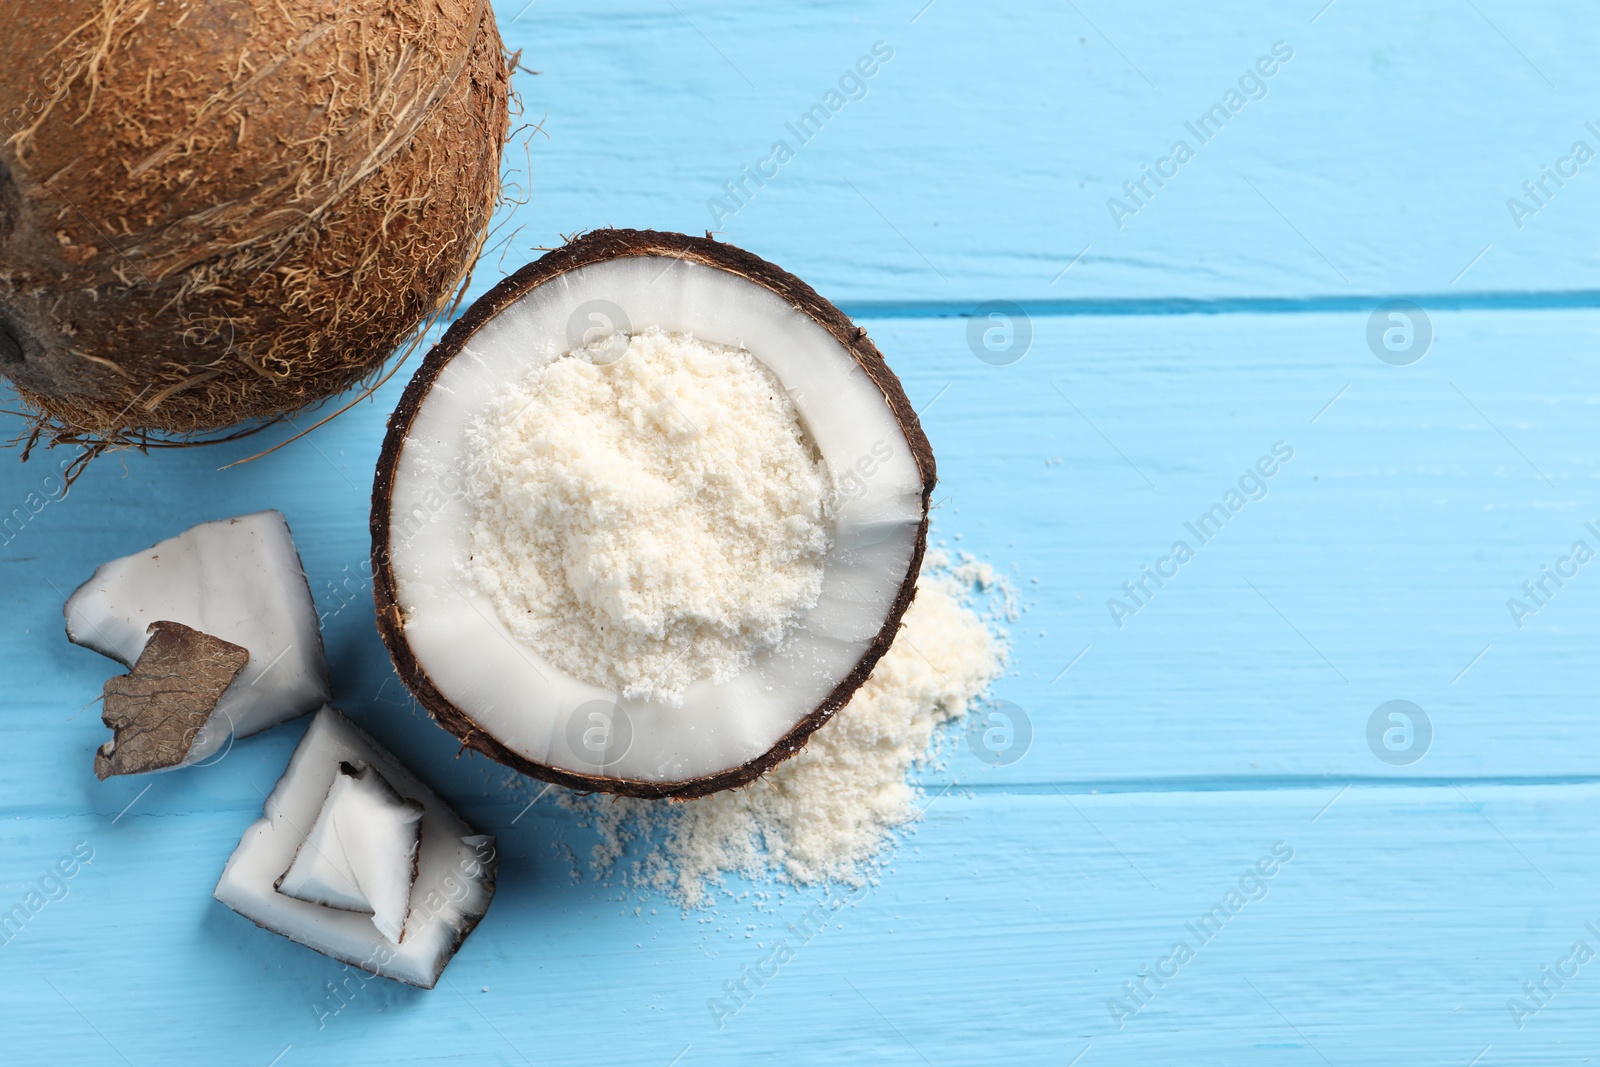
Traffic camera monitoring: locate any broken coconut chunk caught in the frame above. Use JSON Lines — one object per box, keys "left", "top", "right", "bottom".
{"left": 214, "top": 707, "right": 496, "bottom": 988}
{"left": 65, "top": 510, "right": 331, "bottom": 770}
{"left": 94, "top": 621, "right": 250, "bottom": 779}
{"left": 276, "top": 761, "right": 424, "bottom": 944}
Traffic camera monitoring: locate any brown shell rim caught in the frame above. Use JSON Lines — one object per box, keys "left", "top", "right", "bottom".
{"left": 370, "top": 228, "right": 936, "bottom": 800}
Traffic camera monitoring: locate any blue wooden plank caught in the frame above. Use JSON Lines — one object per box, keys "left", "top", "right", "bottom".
{"left": 478, "top": 0, "right": 1600, "bottom": 305}
{"left": 4, "top": 786, "right": 1596, "bottom": 1065}
{"left": 889, "top": 305, "right": 1600, "bottom": 782}
{"left": 5, "top": 307, "right": 1597, "bottom": 794}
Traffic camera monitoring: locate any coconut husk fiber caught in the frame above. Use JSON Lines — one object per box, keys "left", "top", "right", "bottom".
{"left": 0, "top": 0, "right": 510, "bottom": 449}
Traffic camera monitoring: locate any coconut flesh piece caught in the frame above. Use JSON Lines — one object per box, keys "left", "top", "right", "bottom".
{"left": 64, "top": 511, "right": 331, "bottom": 772}
{"left": 215, "top": 706, "right": 496, "bottom": 988}
{"left": 373, "top": 230, "right": 935, "bottom": 798}
{"left": 276, "top": 761, "right": 424, "bottom": 944}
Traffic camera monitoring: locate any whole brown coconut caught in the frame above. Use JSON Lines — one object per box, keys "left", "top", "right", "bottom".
{"left": 0, "top": 0, "right": 510, "bottom": 447}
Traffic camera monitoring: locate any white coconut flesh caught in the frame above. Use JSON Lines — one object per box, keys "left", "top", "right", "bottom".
{"left": 387, "top": 255, "right": 924, "bottom": 785}
{"left": 214, "top": 707, "right": 495, "bottom": 988}
{"left": 64, "top": 510, "right": 330, "bottom": 765}
{"left": 276, "top": 761, "right": 423, "bottom": 944}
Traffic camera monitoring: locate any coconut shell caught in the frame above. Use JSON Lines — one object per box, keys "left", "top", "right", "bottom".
{"left": 371, "top": 229, "right": 937, "bottom": 800}
{"left": 0, "top": 0, "right": 510, "bottom": 444}
{"left": 95, "top": 619, "right": 250, "bottom": 779}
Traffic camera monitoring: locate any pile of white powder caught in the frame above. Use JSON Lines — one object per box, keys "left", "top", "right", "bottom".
{"left": 465, "top": 328, "right": 830, "bottom": 701}
{"left": 553, "top": 553, "right": 1009, "bottom": 906}
{"left": 465, "top": 325, "right": 1013, "bottom": 902}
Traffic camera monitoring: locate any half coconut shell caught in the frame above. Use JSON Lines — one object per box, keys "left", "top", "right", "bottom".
{"left": 371, "top": 229, "right": 935, "bottom": 799}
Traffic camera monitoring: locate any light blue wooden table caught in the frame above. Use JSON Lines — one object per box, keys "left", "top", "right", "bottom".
{"left": 5, "top": 2, "right": 1599, "bottom": 1063}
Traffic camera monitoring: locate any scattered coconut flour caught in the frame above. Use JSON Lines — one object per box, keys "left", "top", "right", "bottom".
{"left": 549, "top": 553, "right": 1010, "bottom": 906}
{"left": 465, "top": 327, "right": 830, "bottom": 702}
{"left": 934, "top": 547, "right": 1021, "bottom": 624}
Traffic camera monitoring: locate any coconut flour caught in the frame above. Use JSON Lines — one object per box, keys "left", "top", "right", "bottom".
{"left": 465, "top": 328, "right": 830, "bottom": 701}
{"left": 556, "top": 554, "right": 1009, "bottom": 906}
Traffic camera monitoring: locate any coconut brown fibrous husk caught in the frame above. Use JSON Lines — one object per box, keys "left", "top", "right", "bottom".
{"left": 0, "top": 0, "right": 511, "bottom": 449}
